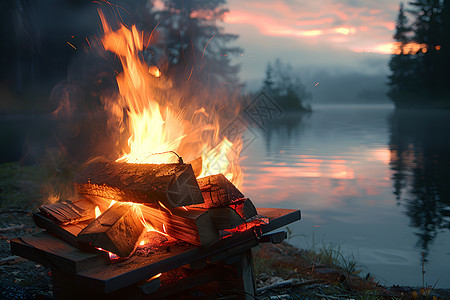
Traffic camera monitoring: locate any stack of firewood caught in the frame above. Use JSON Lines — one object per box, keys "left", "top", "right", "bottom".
{"left": 36, "top": 161, "right": 260, "bottom": 258}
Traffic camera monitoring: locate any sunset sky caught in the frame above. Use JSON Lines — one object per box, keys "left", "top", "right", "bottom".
{"left": 221, "top": 0, "right": 402, "bottom": 95}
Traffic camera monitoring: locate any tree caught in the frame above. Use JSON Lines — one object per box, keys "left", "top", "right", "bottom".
{"left": 144, "top": 0, "right": 242, "bottom": 107}
{"left": 388, "top": 1, "right": 450, "bottom": 107}
{"left": 262, "top": 59, "right": 311, "bottom": 111}
{"left": 388, "top": 3, "right": 416, "bottom": 107}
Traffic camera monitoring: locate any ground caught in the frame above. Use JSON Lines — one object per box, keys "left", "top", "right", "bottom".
{"left": 1, "top": 162, "right": 449, "bottom": 299}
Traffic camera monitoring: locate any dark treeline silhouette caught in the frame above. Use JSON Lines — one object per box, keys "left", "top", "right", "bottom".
{"left": 0, "top": 0, "right": 242, "bottom": 164}
{"left": 388, "top": 1, "right": 450, "bottom": 108}
{"left": 389, "top": 109, "right": 450, "bottom": 260}
{"left": 261, "top": 59, "right": 311, "bottom": 112}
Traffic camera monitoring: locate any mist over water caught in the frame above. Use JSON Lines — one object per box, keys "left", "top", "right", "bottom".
{"left": 240, "top": 104, "right": 450, "bottom": 288}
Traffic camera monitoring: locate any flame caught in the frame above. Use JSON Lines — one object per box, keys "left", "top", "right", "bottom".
{"left": 148, "top": 66, "right": 161, "bottom": 77}
{"left": 98, "top": 10, "right": 243, "bottom": 187}
{"left": 94, "top": 206, "right": 101, "bottom": 218}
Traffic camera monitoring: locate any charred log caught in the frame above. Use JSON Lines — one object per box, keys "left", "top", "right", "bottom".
{"left": 39, "top": 199, "right": 96, "bottom": 225}
{"left": 196, "top": 174, "right": 244, "bottom": 207}
{"left": 77, "top": 202, "right": 144, "bottom": 257}
{"left": 73, "top": 161, "right": 204, "bottom": 208}
{"left": 86, "top": 195, "right": 219, "bottom": 247}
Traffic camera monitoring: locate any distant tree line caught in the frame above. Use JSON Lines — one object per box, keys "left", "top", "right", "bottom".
{"left": 261, "top": 59, "right": 311, "bottom": 112}
{"left": 388, "top": 1, "right": 450, "bottom": 108}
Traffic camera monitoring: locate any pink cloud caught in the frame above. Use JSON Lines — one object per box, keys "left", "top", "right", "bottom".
{"left": 225, "top": 0, "right": 399, "bottom": 54}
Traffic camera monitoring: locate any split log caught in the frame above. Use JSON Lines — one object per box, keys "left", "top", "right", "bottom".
{"left": 39, "top": 198, "right": 96, "bottom": 225}
{"left": 33, "top": 212, "right": 95, "bottom": 252}
{"left": 208, "top": 207, "right": 245, "bottom": 230}
{"left": 73, "top": 161, "right": 204, "bottom": 208}
{"left": 85, "top": 195, "right": 219, "bottom": 247}
{"left": 196, "top": 173, "right": 244, "bottom": 207}
{"left": 77, "top": 202, "right": 145, "bottom": 257}
{"left": 187, "top": 157, "right": 202, "bottom": 178}
{"left": 229, "top": 198, "right": 258, "bottom": 220}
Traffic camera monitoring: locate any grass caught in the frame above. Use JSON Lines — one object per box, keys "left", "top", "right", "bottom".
{"left": 0, "top": 151, "right": 79, "bottom": 210}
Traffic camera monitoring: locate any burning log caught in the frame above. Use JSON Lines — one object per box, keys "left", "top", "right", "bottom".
{"left": 77, "top": 202, "right": 145, "bottom": 257}
{"left": 86, "top": 195, "right": 219, "bottom": 247}
{"left": 208, "top": 207, "right": 245, "bottom": 230}
{"left": 39, "top": 199, "right": 96, "bottom": 225}
{"left": 197, "top": 174, "right": 244, "bottom": 207}
{"left": 73, "top": 161, "right": 204, "bottom": 208}
{"left": 230, "top": 198, "right": 258, "bottom": 220}
{"left": 186, "top": 157, "right": 202, "bottom": 178}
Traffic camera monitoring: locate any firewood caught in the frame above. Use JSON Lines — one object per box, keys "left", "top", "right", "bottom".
{"left": 33, "top": 212, "right": 95, "bottom": 252}
{"left": 186, "top": 157, "right": 202, "bottom": 178}
{"left": 77, "top": 202, "right": 145, "bottom": 257}
{"left": 229, "top": 198, "right": 257, "bottom": 220}
{"left": 85, "top": 195, "right": 219, "bottom": 247}
{"left": 208, "top": 207, "right": 245, "bottom": 230}
{"left": 196, "top": 173, "right": 244, "bottom": 207}
{"left": 39, "top": 198, "right": 96, "bottom": 225}
{"left": 73, "top": 161, "right": 204, "bottom": 208}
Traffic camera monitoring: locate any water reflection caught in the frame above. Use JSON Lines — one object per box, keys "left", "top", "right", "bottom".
{"left": 389, "top": 109, "right": 450, "bottom": 260}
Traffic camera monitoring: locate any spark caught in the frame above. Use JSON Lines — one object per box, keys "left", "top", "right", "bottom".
{"left": 314, "top": 82, "right": 320, "bottom": 87}
{"left": 66, "top": 42, "right": 77, "bottom": 50}
{"left": 86, "top": 37, "right": 93, "bottom": 54}
{"left": 145, "top": 21, "right": 160, "bottom": 50}
{"left": 202, "top": 34, "right": 215, "bottom": 60}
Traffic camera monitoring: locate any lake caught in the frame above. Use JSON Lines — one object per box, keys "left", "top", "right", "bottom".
{"left": 1, "top": 104, "right": 450, "bottom": 288}
{"left": 240, "top": 104, "right": 450, "bottom": 288}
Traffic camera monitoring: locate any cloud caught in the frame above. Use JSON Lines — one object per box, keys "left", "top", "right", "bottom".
{"left": 224, "top": 0, "right": 399, "bottom": 54}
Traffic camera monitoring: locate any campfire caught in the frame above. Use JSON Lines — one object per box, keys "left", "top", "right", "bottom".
{"left": 10, "top": 10, "right": 301, "bottom": 299}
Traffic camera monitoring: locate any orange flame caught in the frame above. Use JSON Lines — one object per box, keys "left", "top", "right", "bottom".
{"left": 98, "top": 10, "right": 243, "bottom": 187}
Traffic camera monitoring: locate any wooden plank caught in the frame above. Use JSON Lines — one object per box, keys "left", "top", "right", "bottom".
{"left": 10, "top": 232, "right": 108, "bottom": 274}
{"left": 13, "top": 207, "right": 301, "bottom": 294}
{"left": 39, "top": 198, "right": 96, "bottom": 225}
{"left": 86, "top": 195, "right": 219, "bottom": 247}
{"left": 78, "top": 202, "right": 144, "bottom": 257}
{"left": 73, "top": 161, "right": 204, "bottom": 208}
{"left": 257, "top": 207, "right": 301, "bottom": 234}
{"left": 33, "top": 212, "right": 95, "bottom": 252}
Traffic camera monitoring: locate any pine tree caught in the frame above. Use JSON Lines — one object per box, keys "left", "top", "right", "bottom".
{"left": 388, "top": 3, "right": 415, "bottom": 107}
{"left": 261, "top": 59, "right": 311, "bottom": 111}
{"left": 149, "top": 0, "right": 242, "bottom": 102}
{"left": 388, "top": 1, "right": 450, "bottom": 107}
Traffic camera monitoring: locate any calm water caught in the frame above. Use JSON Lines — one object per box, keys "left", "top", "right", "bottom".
{"left": 240, "top": 104, "right": 450, "bottom": 288}
{"left": 1, "top": 105, "right": 450, "bottom": 287}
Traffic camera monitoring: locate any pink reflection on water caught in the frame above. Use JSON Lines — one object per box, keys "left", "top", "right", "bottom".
{"left": 242, "top": 149, "right": 392, "bottom": 208}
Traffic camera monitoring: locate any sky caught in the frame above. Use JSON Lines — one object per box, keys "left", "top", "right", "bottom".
{"left": 221, "top": 0, "right": 402, "bottom": 101}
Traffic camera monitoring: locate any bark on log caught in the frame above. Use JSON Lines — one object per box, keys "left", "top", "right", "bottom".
{"left": 196, "top": 174, "right": 244, "bottom": 207}
{"left": 39, "top": 199, "right": 96, "bottom": 225}
{"left": 85, "top": 195, "right": 219, "bottom": 247}
{"left": 73, "top": 161, "right": 204, "bottom": 208}
{"left": 77, "top": 202, "right": 145, "bottom": 257}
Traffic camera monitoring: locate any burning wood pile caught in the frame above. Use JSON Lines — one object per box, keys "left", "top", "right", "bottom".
{"left": 35, "top": 159, "right": 262, "bottom": 259}
{"left": 10, "top": 9, "right": 302, "bottom": 298}
{"left": 12, "top": 159, "right": 300, "bottom": 298}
